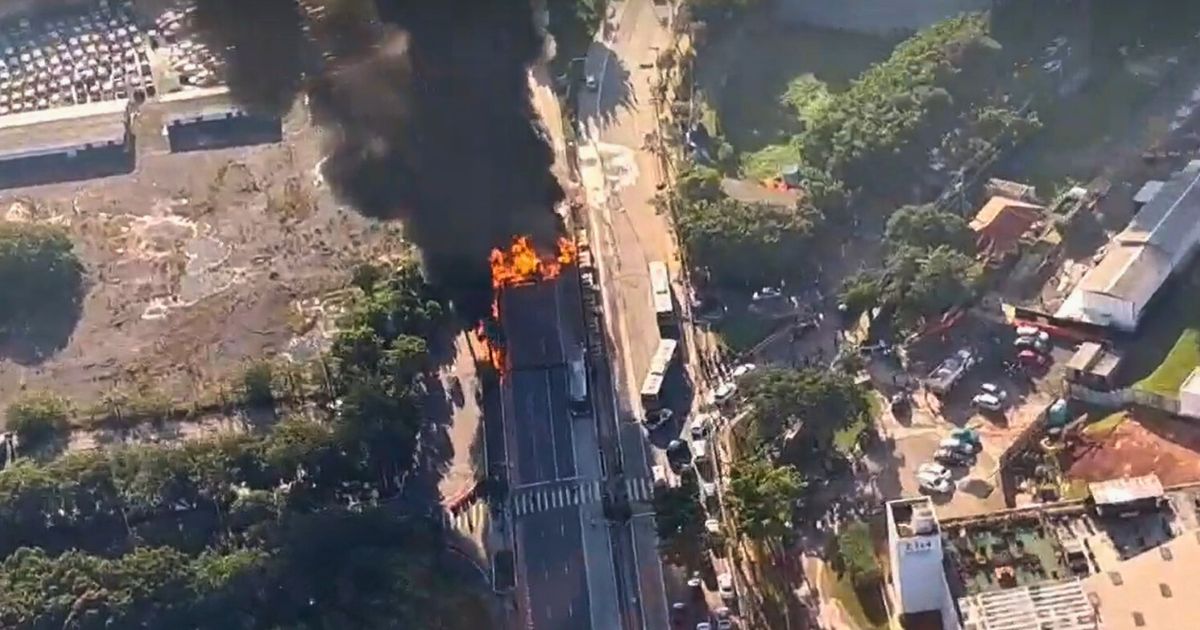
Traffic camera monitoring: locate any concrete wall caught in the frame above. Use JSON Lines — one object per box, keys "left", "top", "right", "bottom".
{"left": 774, "top": 0, "right": 992, "bottom": 34}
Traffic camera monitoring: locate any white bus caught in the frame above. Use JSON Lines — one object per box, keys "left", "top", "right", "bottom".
{"left": 567, "top": 352, "right": 589, "bottom": 416}
{"left": 648, "top": 261, "right": 674, "bottom": 326}
{"left": 639, "top": 338, "right": 678, "bottom": 410}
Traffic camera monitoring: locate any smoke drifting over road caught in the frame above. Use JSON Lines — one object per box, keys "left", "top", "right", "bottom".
{"left": 309, "top": 0, "right": 564, "bottom": 318}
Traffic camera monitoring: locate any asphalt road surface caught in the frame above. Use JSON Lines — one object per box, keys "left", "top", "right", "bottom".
{"left": 503, "top": 274, "right": 621, "bottom": 630}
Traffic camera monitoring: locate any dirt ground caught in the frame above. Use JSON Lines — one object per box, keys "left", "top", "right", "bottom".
{"left": 1067, "top": 410, "right": 1200, "bottom": 486}
{"left": 0, "top": 98, "right": 402, "bottom": 413}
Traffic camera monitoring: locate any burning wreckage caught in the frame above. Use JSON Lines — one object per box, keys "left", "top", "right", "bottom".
{"left": 476, "top": 235, "right": 578, "bottom": 372}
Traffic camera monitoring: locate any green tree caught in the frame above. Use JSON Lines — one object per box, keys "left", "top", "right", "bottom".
{"left": 836, "top": 522, "right": 881, "bottom": 588}
{"left": 885, "top": 245, "right": 979, "bottom": 331}
{"left": 676, "top": 164, "right": 722, "bottom": 202}
{"left": 838, "top": 270, "right": 881, "bottom": 316}
{"left": 780, "top": 74, "right": 832, "bottom": 125}
{"left": 5, "top": 390, "right": 70, "bottom": 448}
{"left": 884, "top": 204, "right": 974, "bottom": 254}
{"left": 739, "top": 367, "right": 871, "bottom": 450}
{"left": 241, "top": 360, "right": 276, "bottom": 407}
{"left": 676, "top": 196, "right": 822, "bottom": 287}
{"left": 0, "top": 222, "right": 85, "bottom": 352}
{"left": 652, "top": 472, "right": 706, "bottom": 567}
{"left": 726, "top": 454, "right": 802, "bottom": 541}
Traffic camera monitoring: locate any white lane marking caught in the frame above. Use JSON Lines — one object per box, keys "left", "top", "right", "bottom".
{"left": 544, "top": 370, "right": 560, "bottom": 479}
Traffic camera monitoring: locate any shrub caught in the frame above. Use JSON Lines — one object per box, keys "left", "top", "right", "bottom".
{"left": 836, "top": 522, "right": 881, "bottom": 589}
{"left": 6, "top": 391, "right": 70, "bottom": 446}
{"left": 242, "top": 361, "right": 276, "bottom": 407}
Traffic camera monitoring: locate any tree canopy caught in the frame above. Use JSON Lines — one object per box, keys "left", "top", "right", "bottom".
{"left": 652, "top": 472, "right": 707, "bottom": 567}
{"left": 884, "top": 204, "right": 974, "bottom": 254}
{"left": 676, "top": 195, "right": 823, "bottom": 288}
{"left": 739, "top": 367, "right": 871, "bottom": 451}
{"left": 0, "top": 222, "right": 85, "bottom": 355}
{"left": 726, "top": 454, "right": 802, "bottom": 542}
{"left": 836, "top": 522, "right": 881, "bottom": 589}
{"left": 0, "top": 260, "right": 480, "bottom": 628}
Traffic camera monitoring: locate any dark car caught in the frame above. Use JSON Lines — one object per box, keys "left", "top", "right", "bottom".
{"left": 934, "top": 447, "right": 973, "bottom": 467}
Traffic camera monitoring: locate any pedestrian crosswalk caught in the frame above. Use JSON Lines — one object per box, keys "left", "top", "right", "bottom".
{"left": 511, "top": 477, "right": 657, "bottom": 517}
{"left": 445, "top": 499, "right": 489, "bottom": 534}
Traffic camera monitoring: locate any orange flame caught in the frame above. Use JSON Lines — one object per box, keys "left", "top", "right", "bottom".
{"left": 478, "top": 236, "right": 578, "bottom": 373}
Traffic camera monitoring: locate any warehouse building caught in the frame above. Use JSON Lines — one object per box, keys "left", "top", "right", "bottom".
{"left": 1056, "top": 163, "right": 1200, "bottom": 330}
{"left": 0, "top": 98, "right": 132, "bottom": 189}
{"left": 161, "top": 87, "right": 282, "bottom": 153}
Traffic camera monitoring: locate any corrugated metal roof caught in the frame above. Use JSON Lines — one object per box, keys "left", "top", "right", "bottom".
{"left": 1088, "top": 474, "right": 1164, "bottom": 506}
{"left": 1121, "top": 167, "right": 1200, "bottom": 259}
{"left": 959, "top": 578, "right": 1098, "bottom": 630}
{"left": 0, "top": 99, "right": 128, "bottom": 160}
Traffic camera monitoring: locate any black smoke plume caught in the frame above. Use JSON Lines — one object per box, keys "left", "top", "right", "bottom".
{"left": 191, "top": 0, "right": 564, "bottom": 319}
{"left": 311, "top": 0, "right": 564, "bottom": 318}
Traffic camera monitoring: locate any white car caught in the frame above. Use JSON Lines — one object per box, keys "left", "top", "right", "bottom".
{"left": 918, "top": 470, "right": 953, "bottom": 494}
{"left": 917, "top": 462, "right": 951, "bottom": 481}
{"left": 1015, "top": 325, "right": 1043, "bottom": 338}
{"left": 711, "top": 382, "right": 737, "bottom": 405}
{"left": 696, "top": 623, "right": 712, "bottom": 630}
{"left": 972, "top": 393, "right": 1004, "bottom": 412}
{"left": 705, "top": 518, "right": 721, "bottom": 534}
{"left": 731, "top": 363, "right": 756, "bottom": 379}
{"left": 717, "top": 572, "right": 736, "bottom": 602}
{"left": 584, "top": 74, "right": 598, "bottom": 90}
{"left": 979, "top": 383, "right": 1007, "bottom": 401}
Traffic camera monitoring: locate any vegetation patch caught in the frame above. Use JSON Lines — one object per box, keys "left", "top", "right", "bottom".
{"left": 1136, "top": 328, "right": 1200, "bottom": 397}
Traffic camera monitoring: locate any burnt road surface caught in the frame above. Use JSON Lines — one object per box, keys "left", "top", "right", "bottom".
{"left": 502, "top": 272, "right": 621, "bottom": 630}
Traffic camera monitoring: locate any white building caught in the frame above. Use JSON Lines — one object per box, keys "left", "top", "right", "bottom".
{"left": 887, "top": 497, "right": 961, "bottom": 629}
{"left": 1057, "top": 162, "right": 1200, "bottom": 330}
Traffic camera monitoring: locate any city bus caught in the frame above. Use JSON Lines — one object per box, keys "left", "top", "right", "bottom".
{"left": 567, "top": 351, "right": 589, "bottom": 417}
{"left": 648, "top": 261, "right": 674, "bottom": 327}
{"left": 639, "top": 338, "right": 678, "bottom": 410}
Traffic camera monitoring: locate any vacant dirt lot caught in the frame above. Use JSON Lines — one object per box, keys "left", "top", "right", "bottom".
{"left": 0, "top": 100, "right": 402, "bottom": 412}
{"left": 1067, "top": 409, "right": 1200, "bottom": 486}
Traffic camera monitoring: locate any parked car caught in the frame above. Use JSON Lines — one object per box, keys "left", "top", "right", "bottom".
{"left": 918, "top": 462, "right": 951, "bottom": 481}
{"left": 979, "top": 383, "right": 1007, "bottom": 400}
{"left": 890, "top": 391, "right": 911, "bottom": 412}
{"left": 705, "top": 518, "right": 721, "bottom": 534}
{"left": 935, "top": 447, "right": 973, "bottom": 466}
{"left": 584, "top": 73, "right": 598, "bottom": 90}
{"left": 717, "top": 573, "right": 736, "bottom": 602}
{"left": 1018, "top": 349, "right": 1049, "bottom": 368}
{"left": 950, "top": 427, "right": 981, "bottom": 448}
{"left": 711, "top": 381, "right": 737, "bottom": 405}
{"left": 972, "top": 393, "right": 1004, "bottom": 412}
{"left": 1014, "top": 335, "right": 1050, "bottom": 353}
{"left": 644, "top": 408, "right": 673, "bottom": 430}
{"left": 666, "top": 439, "right": 692, "bottom": 468}
{"left": 731, "top": 363, "right": 756, "bottom": 379}
{"left": 696, "top": 623, "right": 712, "bottom": 630}
{"left": 1015, "top": 324, "right": 1043, "bottom": 338}
{"left": 917, "top": 470, "right": 953, "bottom": 494}
{"left": 690, "top": 415, "right": 713, "bottom": 441}
{"left": 940, "top": 437, "right": 978, "bottom": 454}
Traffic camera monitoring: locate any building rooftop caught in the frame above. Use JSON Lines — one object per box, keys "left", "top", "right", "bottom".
{"left": 970, "top": 196, "right": 1044, "bottom": 257}
{"left": 890, "top": 496, "right": 940, "bottom": 538}
{"left": 0, "top": 98, "right": 128, "bottom": 159}
{"left": 1083, "top": 530, "right": 1200, "bottom": 629}
{"left": 1089, "top": 474, "right": 1165, "bottom": 507}
{"left": 958, "top": 578, "right": 1098, "bottom": 630}
{"left": 944, "top": 518, "right": 1074, "bottom": 594}
{"left": 1065, "top": 342, "right": 1105, "bottom": 373}
{"left": 1120, "top": 164, "right": 1200, "bottom": 258}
